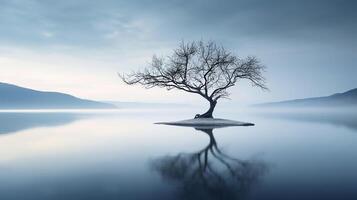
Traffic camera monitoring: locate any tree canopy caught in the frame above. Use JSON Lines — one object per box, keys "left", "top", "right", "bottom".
{"left": 120, "top": 41, "right": 267, "bottom": 118}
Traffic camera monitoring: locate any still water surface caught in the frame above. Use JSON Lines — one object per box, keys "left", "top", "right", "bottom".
{"left": 0, "top": 109, "right": 356, "bottom": 200}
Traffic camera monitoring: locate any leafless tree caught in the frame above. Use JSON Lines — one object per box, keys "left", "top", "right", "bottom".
{"left": 120, "top": 41, "right": 267, "bottom": 118}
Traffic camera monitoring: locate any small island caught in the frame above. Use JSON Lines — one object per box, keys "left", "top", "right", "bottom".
{"left": 156, "top": 118, "right": 254, "bottom": 128}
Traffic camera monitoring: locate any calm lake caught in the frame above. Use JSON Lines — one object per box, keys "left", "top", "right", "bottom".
{"left": 0, "top": 108, "right": 356, "bottom": 200}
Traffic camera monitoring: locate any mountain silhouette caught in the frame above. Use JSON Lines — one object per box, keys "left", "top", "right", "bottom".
{"left": 258, "top": 88, "right": 357, "bottom": 107}
{"left": 0, "top": 82, "right": 115, "bottom": 109}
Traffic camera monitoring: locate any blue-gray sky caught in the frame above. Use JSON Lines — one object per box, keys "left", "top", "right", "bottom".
{"left": 0, "top": 0, "right": 356, "bottom": 104}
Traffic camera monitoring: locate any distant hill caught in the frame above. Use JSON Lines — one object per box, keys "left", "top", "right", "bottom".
{"left": 257, "top": 88, "right": 357, "bottom": 107}
{"left": 0, "top": 82, "right": 116, "bottom": 109}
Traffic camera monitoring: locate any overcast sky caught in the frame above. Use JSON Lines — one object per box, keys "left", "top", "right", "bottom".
{"left": 0, "top": 0, "right": 356, "bottom": 104}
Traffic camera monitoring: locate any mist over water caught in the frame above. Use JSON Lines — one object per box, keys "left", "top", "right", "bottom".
{"left": 0, "top": 108, "right": 356, "bottom": 200}
{"left": 0, "top": 0, "right": 356, "bottom": 199}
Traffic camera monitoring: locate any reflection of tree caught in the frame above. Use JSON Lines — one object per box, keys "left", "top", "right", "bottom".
{"left": 152, "top": 128, "right": 267, "bottom": 200}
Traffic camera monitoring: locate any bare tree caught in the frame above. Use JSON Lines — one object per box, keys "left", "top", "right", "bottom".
{"left": 120, "top": 41, "right": 267, "bottom": 118}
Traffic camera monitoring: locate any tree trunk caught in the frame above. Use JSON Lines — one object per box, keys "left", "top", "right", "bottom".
{"left": 195, "top": 100, "right": 217, "bottom": 118}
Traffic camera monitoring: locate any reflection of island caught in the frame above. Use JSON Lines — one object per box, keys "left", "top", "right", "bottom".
{"left": 0, "top": 112, "right": 85, "bottom": 134}
{"left": 152, "top": 128, "right": 267, "bottom": 200}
